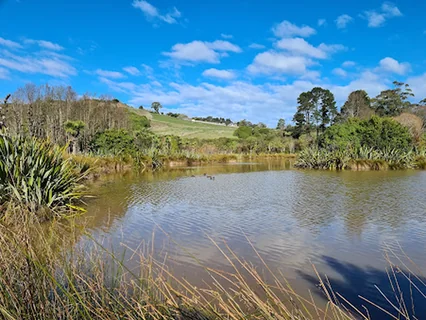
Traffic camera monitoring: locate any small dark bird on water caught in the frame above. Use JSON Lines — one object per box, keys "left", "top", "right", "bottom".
{"left": 191, "top": 175, "right": 196, "bottom": 177}
{"left": 203, "top": 173, "right": 207, "bottom": 176}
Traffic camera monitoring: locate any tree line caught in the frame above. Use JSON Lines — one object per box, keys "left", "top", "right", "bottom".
{"left": 289, "top": 81, "right": 426, "bottom": 139}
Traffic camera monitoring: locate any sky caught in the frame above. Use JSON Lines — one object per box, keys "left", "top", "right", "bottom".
{"left": 0, "top": 0, "right": 425, "bottom": 126}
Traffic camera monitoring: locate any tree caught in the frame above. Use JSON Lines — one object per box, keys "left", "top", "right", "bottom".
{"left": 64, "top": 120, "right": 85, "bottom": 154}
{"left": 151, "top": 102, "right": 162, "bottom": 114}
{"left": 276, "top": 118, "right": 286, "bottom": 130}
{"left": 372, "top": 81, "right": 414, "bottom": 116}
{"left": 237, "top": 119, "right": 253, "bottom": 127}
{"left": 340, "top": 90, "right": 373, "bottom": 120}
{"left": 292, "top": 110, "right": 305, "bottom": 139}
{"left": 233, "top": 126, "right": 252, "bottom": 139}
{"left": 256, "top": 122, "right": 267, "bottom": 128}
{"left": 293, "top": 87, "right": 336, "bottom": 138}
{"left": 139, "top": 105, "right": 144, "bottom": 110}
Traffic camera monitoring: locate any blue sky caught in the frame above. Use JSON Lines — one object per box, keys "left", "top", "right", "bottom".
{"left": 0, "top": 0, "right": 425, "bottom": 126}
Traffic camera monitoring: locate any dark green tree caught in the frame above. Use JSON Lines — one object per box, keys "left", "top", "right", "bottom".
{"left": 372, "top": 81, "right": 414, "bottom": 116}
{"left": 276, "top": 118, "right": 286, "bottom": 130}
{"left": 292, "top": 110, "right": 305, "bottom": 139}
{"left": 233, "top": 126, "right": 253, "bottom": 139}
{"left": 151, "top": 102, "right": 162, "bottom": 114}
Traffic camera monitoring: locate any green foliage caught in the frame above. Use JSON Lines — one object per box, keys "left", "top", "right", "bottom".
{"left": 320, "top": 116, "right": 413, "bottom": 152}
{"left": 0, "top": 133, "right": 83, "bottom": 215}
{"left": 233, "top": 126, "right": 252, "bottom": 139}
{"left": 151, "top": 101, "right": 162, "bottom": 113}
{"left": 128, "top": 111, "right": 150, "bottom": 131}
{"left": 64, "top": 120, "right": 85, "bottom": 138}
{"left": 372, "top": 81, "right": 414, "bottom": 116}
{"left": 92, "top": 129, "right": 136, "bottom": 155}
{"left": 276, "top": 118, "right": 285, "bottom": 130}
{"left": 293, "top": 87, "right": 337, "bottom": 137}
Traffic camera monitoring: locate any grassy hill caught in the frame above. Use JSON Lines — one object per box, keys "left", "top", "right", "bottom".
{"left": 129, "top": 108, "right": 236, "bottom": 139}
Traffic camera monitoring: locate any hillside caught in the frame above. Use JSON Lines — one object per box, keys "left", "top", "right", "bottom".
{"left": 129, "top": 108, "right": 236, "bottom": 139}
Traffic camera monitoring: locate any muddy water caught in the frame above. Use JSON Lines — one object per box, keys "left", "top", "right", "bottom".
{"left": 81, "top": 160, "right": 426, "bottom": 317}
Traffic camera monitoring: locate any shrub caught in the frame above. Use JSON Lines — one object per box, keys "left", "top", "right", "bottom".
{"left": 91, "top": 129, "right": 136, "bottom": 155}
{"left": 320, "top": 116, "right": 413, "bottom": 152}
{"left": 0, "top": 133, "right": 83, "bottom": 216}
{"left": 233, "top": 126, "right": 252, "bottom": 139}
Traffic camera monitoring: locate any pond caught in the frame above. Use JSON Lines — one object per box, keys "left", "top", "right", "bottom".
{"left": 81, "top": 159, "right": 426, "bottom": 317}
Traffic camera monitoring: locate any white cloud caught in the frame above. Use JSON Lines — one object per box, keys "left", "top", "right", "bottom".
{"left": 123, "top": 66, "right": 141, "bottom": 76}
{"left": 24, "top": 39, "right": 64, "bottom": 51}
{"left": 377, "top": 57, "right": 410, "bottom": 75}
{"left": 207, "top": 40, "right": 242, "bottom": 53}
{"left": 132, "top": 0, "right": 182, "bottom": 24}
{"left": 202, "top": 68, "right": 236, "bottom": 79}
{"left": 332, "top": 68, "right": 347, "bottom": 77}
{"left": 342, "top": 61, "right": 356, "bottom": 68}
{"left": 95, "top": 69, "right": 126, "bottom": 79}
{"left": 0, "top": 37, "right": 23, "bottom": 49}
{"left": 363, "top": 2, "right": 402, "bottom": 27}
{"left": 249, "top": 43, "right": 265, "bottom": 49}
{"left": 0, "top": 50, "right": 76, "bottom": 78}
{"left": 98, "top": 66, "right": 403, "bottom": 126}
{"left": 221, "top": 33, "right": 233, "bottom": 39}
{"left": 162, "top": 40, "right": 241, "bottom": 64}
{"left": 272, "top": 20, "right": 316, "bottom": 38}
{"left": 275, "top": 38, "right": 346, "bottom": 59}
{"left": 406, "top": 73, "right": 426, "bottom": 100}
{"left": 247, "top": 51, "right": 313, "bottom": 75}
{"left": 335, "top": 14, "right": 353, "bottom": 29}
{"left": 318, "top": 19, "right": 327, "bottom": 27}
{"left": 141, "top": 64, "right": 154, "bottom": 74}
{"left": 0, "top": 67, "right": 10, "bottom": 79}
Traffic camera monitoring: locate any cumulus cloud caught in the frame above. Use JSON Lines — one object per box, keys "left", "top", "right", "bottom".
{"left": 98, "top": 63, "right": 402, "bottom": 126}
{"left": 162, "top": 40, "right": 242, "bottom": 64}
{"left": 24, "top": 39, "right": 64, "bottom": 51}
{"left": 247, "top": 51, "right": 313, "bottom": 75}
{"left": 332, "top": 68, "right": 347, "bottom": 77}
{"left": 123, "top": 66, "right": 141, "bottom": 76}
{"left": 275, "top": 38, "right": 346, "bottom": 59}
{"left": 132, "top": 0, "right": 182, "bottom": 24}
{"left": 335, "top": 14, "right": 353, "bottom": 29}
{"left": 249, "top": 43, "right": 265, "bottom": 49}
{"left": 272, "top": 20, "right": 316, "bottom": 38}
{"left": 0, "top": 50, "right": 76, "bottom": 78}
{"left": 377, "top": 57, "right": 410, "bottom": 75}
{"left": 95, "top": 69, "right": 126, "bottom": 79}
{"left": 342, "top": 61, "right": 356, "bottom": 68}
{"left": 0, "top": 37, "right": 23, "bottom": 49}
{"left": 202, "top": 68, "right": 236, "bottom": 79}
{"left": 362, "top": 2, "right": 402, "bottom": 27}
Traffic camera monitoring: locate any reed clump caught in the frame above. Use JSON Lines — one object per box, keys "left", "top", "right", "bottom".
{"left": 295, "top": 146, "right": 425, "bottom": 170}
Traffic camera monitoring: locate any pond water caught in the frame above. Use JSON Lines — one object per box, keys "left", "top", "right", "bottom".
{"left": 81, "top": 160, "right": 426, "bottom": 317}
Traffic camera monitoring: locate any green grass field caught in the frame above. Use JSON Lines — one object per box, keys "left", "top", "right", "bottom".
{"left": 127, "top": 106, "right": 236, "bottom": 138}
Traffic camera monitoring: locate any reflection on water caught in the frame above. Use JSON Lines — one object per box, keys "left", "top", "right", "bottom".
{"left": 81, "top": 160, "right": 426, "bottom": 317}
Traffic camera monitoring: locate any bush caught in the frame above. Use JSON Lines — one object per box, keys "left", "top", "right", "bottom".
{"left": 91, "top": 129, "right": 136, "bottom": 155}
{"left": 233, "top": 126, "right": 252, "bottom": 139}
{"left": 0, "top": 133, "right": 83, "bottom": 216}
{"left": 320, "top": 116, "right": 413, "bottom": 152}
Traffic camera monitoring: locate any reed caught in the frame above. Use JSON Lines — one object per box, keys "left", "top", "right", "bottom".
{"left": 1, "top": 217, "right": 423, "bottom": 320}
